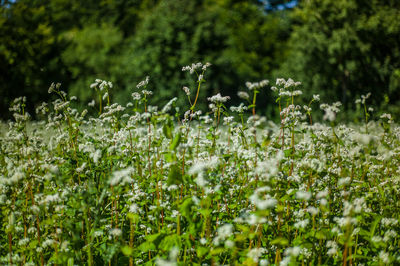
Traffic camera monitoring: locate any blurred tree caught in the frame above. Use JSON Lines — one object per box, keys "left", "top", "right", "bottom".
{"left": 0, "top": 1, "right": 61, "bottom": 118}
{"left": 277, "top": 0, "right": 400, "bottom": 117}
{"left": 61, "top": 23, "right": 126, "bottom": 103}
{"left": 0, "top": 0, "right": 159, "bottom": 118}
{"left": 119, "top": 0, "right": 291, "bottom": 113}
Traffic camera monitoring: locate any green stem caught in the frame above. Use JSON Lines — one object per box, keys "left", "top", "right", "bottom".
{"left": 191, "top": 80, "right": 202, "bottom": 111}
{"left": 84, "top": 208, "right": 93, "bottom": 266}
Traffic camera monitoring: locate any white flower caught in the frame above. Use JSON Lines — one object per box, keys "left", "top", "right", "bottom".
{"left": 182, "top": 86, "right": 190, "bottom": 96}
{"left": 137, "top": 76, "right": 149, "bottom": 89}
{"left": 109, "top": 228, "right": 122, "bottom": 238}
{"left": 92, "top": 149, "right": 102, "bottom": 164}
{"left": 238, "top": 91, "right": 250, "bottom": 99}
{"left": 129, "top": 203, "right": 139, "bottom": 214}
{"left": 250, "top": 188, "right": 277, "bottom": 210}
{"left": 109, "top": 167, "right": 134, "bottom": 186}
{"left": 230, "top": 103, "right": 248, "bottom": 113}
{"left": 284, "top": 246, "right": 301, "bottom": 257}
{"left": 142, "top": 90, "right": 153, "bottom": 96}
{"left": 326, "top": 241, "right": 338, "bottom": 256}
{"left": 208, "top": 93, "right": 230, "bottom": 103}
{"left": 295, "top": 190, "right": 311, "bottom": 201}
{"left": 93, "top": 230, "right": 103, "bottom": 237}
{"left": 132, "top": 92, "right": 141, "bottom": 100}
{"left": 225, "top": 240, "right": 235, "bottom": 248}
{"left": 247, "top": 248, "right": 266, "bottom": 263}
{"left": 379, "top": 250, "right": 390, "bottom": 264}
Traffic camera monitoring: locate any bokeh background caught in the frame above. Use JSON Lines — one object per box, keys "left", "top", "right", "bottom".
{"left": 1, "top": 0, "right": 399, "bottom": 121}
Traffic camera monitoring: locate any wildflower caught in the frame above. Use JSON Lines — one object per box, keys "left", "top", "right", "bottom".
{"left": 380, "top": 113, "right": 393, "bottom": 123}
{"left": 18, "top": 238, "right": 30, "bottom": 246}
{"left": 182, "top": 86, "right": 190, "bottom": 96}
{"left": 182, "top": 62, "right": 205, "bottom": 74}
{"left": 250, "top": 188, "right": 277, "bottom": 210}
{"left": 247, "top": 247, "right": 266, "bottom": 263}
{"left": 161, "top": 97, "right": 177, "bottom": 113}
{"left": 137, "top": 76, "right": 149, "bottom": 89}
{"left": 276, "top": 78, "right": 286, "bottom": 86}
{"left": 42, "top": 239, "right": 56, "bottom": 249}
{"left": 142, "top": 90, "right": 153, "bottom": 96}
{"left": 238, "top": 91, "right": 249, "bottom": 99}
{"left": 246, "top": 79, "right": 269, "bottom": 90}
{"left": 91, "top": 149, "right": 102, "bottom": 164}
{"left": 326, "top": 241, "right": 338, "bottom": 256}
{"left": 295, "top": 190, "right": 311, "bottom": 201}
{"left": 93, "top": 230, "right": 104, "bottom": 237}
{"left": 320, "top": 102, "right": 341, "bottom": 122}
{"left": 202, "top": 62, "right": 211, "bottom": 70}
{"left": 313, "top": 94, "right": 320, "bottom": 101}
{"left": 230, "top": 103, "right": 248, "bottom": 113}
{"left": 109, "top": 228, "right": 122, "bottom": 238}
{"left": 225, "top": 240, "right": 235, "bottom": 248}
{"left": 131, "top": 92, "right": 141, "bottom": 100}
{"left": 207, "top": 93, "right": 230, "bottom": 103}
{"left": 109, "top": 167, "right": 134, "bottom": 186}
{"left": 284, "top": 246, "right": 301, "bottom": 257}
{"left": 379, "top": 251, "right": 390, "bottom": 264}
{"left": 294, "top": 219, "right": 309, "bottom": 229}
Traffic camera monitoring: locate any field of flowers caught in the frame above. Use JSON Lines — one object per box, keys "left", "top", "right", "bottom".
{"left": 1, "top": 63, "right": 400, "bottom": 265}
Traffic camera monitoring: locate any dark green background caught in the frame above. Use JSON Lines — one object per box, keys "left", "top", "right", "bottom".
{"left": 1, "top": 0, "right": 399, "bottom": 120}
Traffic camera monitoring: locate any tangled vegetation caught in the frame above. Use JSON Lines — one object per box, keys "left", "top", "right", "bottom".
{"left": 1, "top": 63, "right": 399, "bottom": 265}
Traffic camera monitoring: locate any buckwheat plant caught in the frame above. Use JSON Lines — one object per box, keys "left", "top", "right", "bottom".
{"left": 1, "top": 63, "right": 400, "bottom": 265}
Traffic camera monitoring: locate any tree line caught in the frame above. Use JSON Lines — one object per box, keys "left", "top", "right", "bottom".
{"left": 1, "top": 0, "right": 399, "bottom": 120}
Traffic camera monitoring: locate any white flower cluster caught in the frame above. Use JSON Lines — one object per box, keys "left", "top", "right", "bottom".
{"left": 90, "top": 79, "right": 113, "bottom": 91}
{"left": 245, "top": 79, "right": 269, "bottom": 90}
{"left": 136, "top": 76, "right": 149, "bottom": 89}
{"left": 207, "top": 93, "right": 230, "bottom": 104}
{"left": 320, "top": 102, "right": 342, "bottom": 121}
{"left": 182, "top": 62, "right": 211, "bottom": 74}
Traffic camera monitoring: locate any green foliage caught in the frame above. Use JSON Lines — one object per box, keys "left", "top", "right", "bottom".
{"left": 61, "top": 23, "right": 126, "bottom": 103}
{"left": 277, "top": 0, "right": 400, "bottom": 118}
{"left": 1, "top": 0, "right": 400, "bottom": 122}
{"left": 121, "top": 0, "right": 290, "bottom": 111}
{"left": 0, "top": 0, "right": 290, "bottom": 118}
{"left": 0, "top": 0, "right": 60, "bottom": 118}
{"left": 1, "top": 75, "right": 400, "bottom": 264}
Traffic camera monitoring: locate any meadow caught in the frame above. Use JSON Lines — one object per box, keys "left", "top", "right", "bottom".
{"left": 1, "top": 63, "right": 399, "bottom": 265}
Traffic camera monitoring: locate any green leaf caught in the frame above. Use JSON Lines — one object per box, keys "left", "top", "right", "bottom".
{"left": 271, "top": 237, "right": 289, "bottom": 246}
{"left": 121, "top": 245, "right": 133, "bottom": 256}
{"left": 127, "top": 213, "right": 140, "bottom": 223}
{"left": 138, "top": 241, "right": 156, "bottom": 252}
{"left": 196, "top": 246, "right": 209, "bottom": 258}
{"left": 159, "top": 234, "right": 182, "bottom": 251}
{"left": 169, "top": 131, "right": 181, "bottom": 151}
{"left": 167, "top": 164, "right": 183, "bottom": 185}
{"left": 315, "top": 230, "right": 328, "bottom": 240}
{"left": 163, "top": 120, "right": 173, "bottom": 139}
{"left": 284, "top": 148, "right": 292, "bottom": 157}
{"left": 67, "top": 258, "right": 74, "bottom": 266}
{"left": 369, "top": 215, "right": 382, "bottom": 239}
{"left": 180, "top": 197, "right": 194, "bottom": 222}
